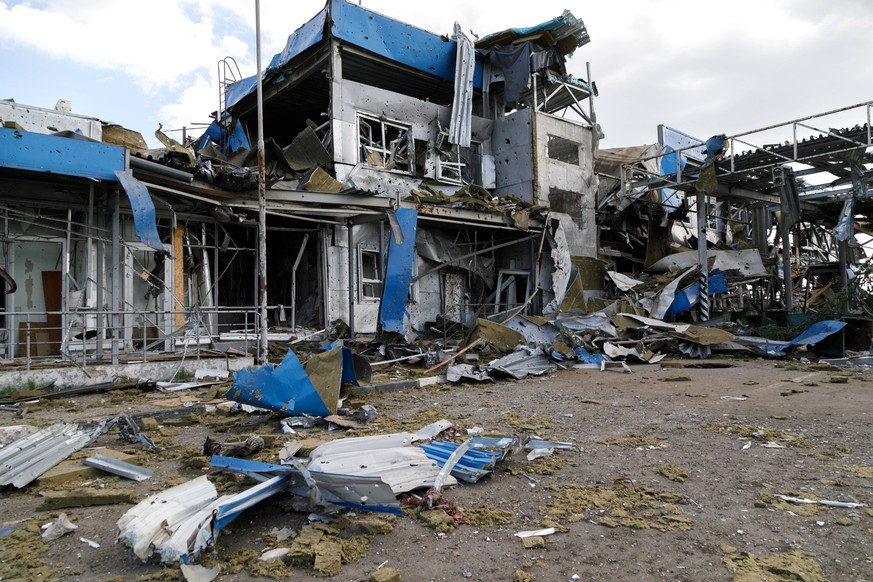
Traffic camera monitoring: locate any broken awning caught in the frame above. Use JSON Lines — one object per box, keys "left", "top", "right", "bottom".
{"left": 114, "top": 170, "right": 163, "bottom": 252}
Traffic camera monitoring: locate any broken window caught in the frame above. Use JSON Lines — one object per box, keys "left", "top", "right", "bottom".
{"left": 437, "top": 142, "right": 483, "bottom": 185}
{"left": 358, "top": 113, "right": 412, "bottom": 173}
{"left": 547, "top": 136, "right": 580, "bottom": 165}
{"left": 358, "top": 247, "right": 383, "bottom": 301}
{"left": 437, "top": 146, "right": 464, "bottom": 184}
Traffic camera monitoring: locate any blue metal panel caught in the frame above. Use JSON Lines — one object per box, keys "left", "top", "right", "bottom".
{"left": 0, "top": 127, "right": 124, "bottom": 181}
{"left": 419, "top": 441, "right": 496, "bottom": 483}
{"left": 769, "top": 320, "right": 847, "bottom": 354}
{"left": 331, "top": 0, "right": 483, "bottom": 88}
{"left": 227, "top": 349, "right": 331, "bottom": 416}
{"left": 224, "top": 76, "right": 259, "bottom": 111}
{"left": 665, "top": 270, "right": 728, "bottom": 317}
{"left": 211, "top": 455, "right": 294, "bottom": 474}
{"left": 193, "top": 119, "right": 251, "bottom": 156}
{"left": 572, "top": 345, "right": 603, "bottom": 365}
{"left": 225, "top": 0, "right": 485, "bottom": 110}
{"left": 379, "top": 208, "right": 418, "bottom": 333}
{"left": 115, "top": 170, "right": 164, "bottom": 252}
{"left": 213, "top": 474, "right": 293, "bottom": 531}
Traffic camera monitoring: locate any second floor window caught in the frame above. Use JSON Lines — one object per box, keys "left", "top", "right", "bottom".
{"left": 358, "top": 113, "right": 412, "bottom": 174}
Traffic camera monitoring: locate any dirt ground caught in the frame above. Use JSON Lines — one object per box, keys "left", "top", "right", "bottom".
{"left": 1, "top": 355, "right": 872, "bottom": 582}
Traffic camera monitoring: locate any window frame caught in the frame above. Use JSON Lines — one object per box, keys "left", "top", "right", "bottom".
{"left": 357, "top": 112, "right": 413, "bottom": 175}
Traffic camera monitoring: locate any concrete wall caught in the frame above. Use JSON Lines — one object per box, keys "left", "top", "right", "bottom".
{"left": 533, "top": 113, "right": 597, "bottom": 258}
{"left": 0, "top": 356, "right": 254, "bottom": 390}
{"left": 493, "top": 108, "right": 534, "bottom": 203}
{"left": 331, "top": 77, "right": 493, "bottom": 199}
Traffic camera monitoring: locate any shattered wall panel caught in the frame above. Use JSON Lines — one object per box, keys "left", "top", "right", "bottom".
{"left": 493, "top": 108, "right": 534, "bottom": 203}
{"left": 405, "top": 255, "right": 445, "bottom": 331}
{"left": 534, "top": 114, "right": 597, "bottom": 258}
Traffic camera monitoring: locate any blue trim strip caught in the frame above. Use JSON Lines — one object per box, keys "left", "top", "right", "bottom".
{"left": 379, "top": 208, "right": 418, "bottom": 333}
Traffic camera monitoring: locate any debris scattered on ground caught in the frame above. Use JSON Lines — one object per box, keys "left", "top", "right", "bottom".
{"left": 40, "top": 512, "right": 78, "bottom": 542}
{"left": 721, "top": 546, "right": 826, "bottom": 582}
{"left": 541, "top": 482, "right": 692, "bottom": 531}
{"left": 599, "top": 434, "right": 668, "bottom": 449}
{"left": 702, "top": 423, "right": 811, "bottom": 448}
{"left": 657, "top": 464, "right": 691, "bottom": 482}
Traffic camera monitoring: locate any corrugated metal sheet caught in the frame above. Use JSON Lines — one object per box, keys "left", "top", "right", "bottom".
{"left": 115, "top": 170, "right": 163, "bottom": 252}
{"left": 83, "top": 454, "right": 153, "bottom": 482}
{"left": 210, "top": 455, "right": 401, "bottom": 515}
{"left": 489, "top": 348, "right": 557, "bottom": 379}
{"left": 307, "top": 446, "right": 446, "bottom": 494}
{"left": 116, "top": 475, "right": 218, "bottom": 561}
{"left": 0, "top": 422, "right": 96, "bottom": 488}
{"left": 420, "top": 436, "right": 517, "bottom": 484}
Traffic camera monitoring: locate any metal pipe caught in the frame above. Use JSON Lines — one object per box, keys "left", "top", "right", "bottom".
{"left": 839, "top": 240, "right": 849, "bottom": 294}
{"left": 696, "top": 191, "right": 709, "bottom": 322}
{"left": 96, "top": 194, "right": 104, "bottom": 358}
{"left": 256, "top": 0, "right": 268, "bottom": 365}
{"left": 782, "top": 228, "right": 792, "bottom": 311}
{"left": 347, "top": 221, "right": 355, "bottom": 338}
{"left": 111, "top": 192, "right": 120, "bottom": 364}
{"left": 129, "top": 156, "right": 193, "bottom": 182}
{"left": 320, "top": 226, "right": 330, "bottom": 332}
{"left": 63, "top": 208, "right": 71, "bottom": 353}
{"left": 586, "top": 61, "right": 595, "bottom": 124}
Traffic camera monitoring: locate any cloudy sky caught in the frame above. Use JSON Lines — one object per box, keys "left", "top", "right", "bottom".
{"left": 2, "top": 0, "right": 872, "bottom": 150}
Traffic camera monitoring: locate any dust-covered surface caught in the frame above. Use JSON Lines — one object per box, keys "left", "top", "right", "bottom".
{"left": 0, "top": 358, "right": 872, "bottom": 581}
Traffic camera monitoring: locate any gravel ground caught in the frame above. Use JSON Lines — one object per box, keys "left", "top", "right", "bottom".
{"left": 1, "top": 356, "right": 872, "bottom": 581}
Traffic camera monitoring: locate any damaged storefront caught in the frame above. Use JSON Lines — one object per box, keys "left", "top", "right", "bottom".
{"left": 0, "top": 0, "right": 600, "bottom": 375}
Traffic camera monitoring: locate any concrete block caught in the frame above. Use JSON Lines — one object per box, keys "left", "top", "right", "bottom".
{"left": 521, "top": 536, "right": 545, "bottom": 549}
{"left": 37, "top": 487, "right": 138, "bottom": 511}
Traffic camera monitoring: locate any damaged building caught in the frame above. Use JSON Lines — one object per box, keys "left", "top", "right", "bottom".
{"left": 1, "top": 3, "right": 873, "bottom": 577}
{"left": 0, "top": 0, "right": 600, "bottom": 370}
{"left": 0, "top": 0, "right": 871, "bottom": 380}
{"left": 596, "top": 104, "right": 873, "bottom": 356}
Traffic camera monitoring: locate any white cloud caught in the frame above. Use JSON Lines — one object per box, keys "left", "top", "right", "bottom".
{"left": 3, "top": 0, "right": 872, "bottom": 149}
{"left": 0, "top": 0, "right": 251, "bottom": 93}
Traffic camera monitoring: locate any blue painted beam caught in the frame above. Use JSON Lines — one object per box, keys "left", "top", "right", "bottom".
{"left": 0, "top": 128, "right": 124, "bottom": 181}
